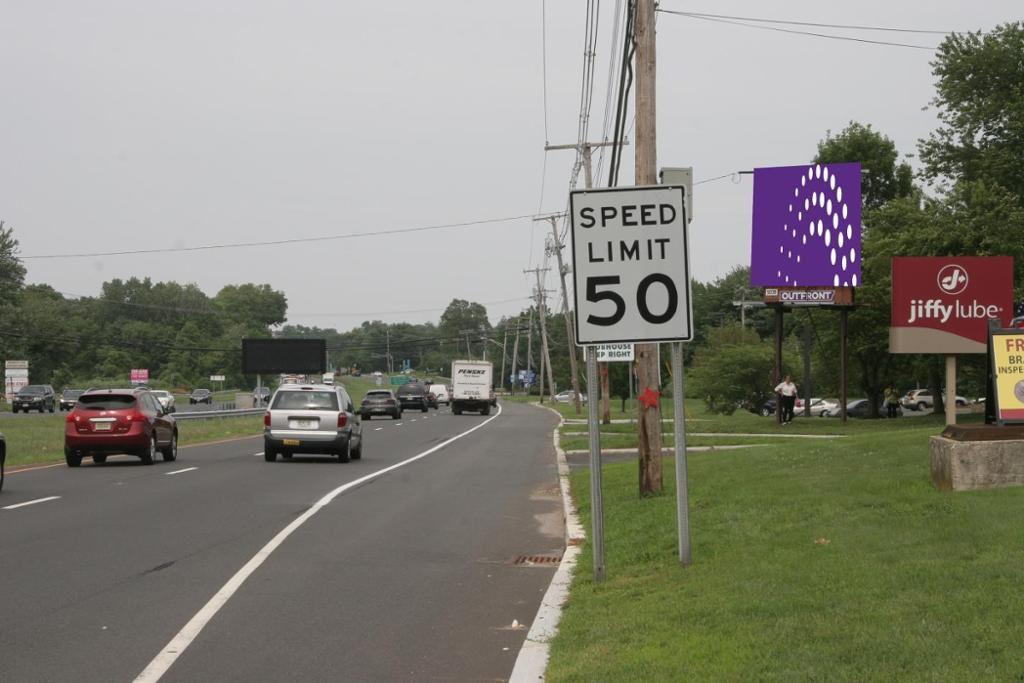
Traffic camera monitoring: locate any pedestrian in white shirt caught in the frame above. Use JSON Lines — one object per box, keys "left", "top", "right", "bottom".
{"left": 774, "top": 375, "right": 798, "bottom": 424}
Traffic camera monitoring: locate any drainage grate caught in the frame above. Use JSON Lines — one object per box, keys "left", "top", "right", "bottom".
{"left": 512, "top": 554, "right": 563, "bottom": 566}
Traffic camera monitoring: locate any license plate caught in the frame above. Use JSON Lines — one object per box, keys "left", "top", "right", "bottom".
{"left": 93, "top": 423, "right": 112, "bottom": 431}
{"left": 290, "top": 419, "right": 318, "bottom": 429}
{"left": 283, "top": 439, "right": 300, "bottom": 446}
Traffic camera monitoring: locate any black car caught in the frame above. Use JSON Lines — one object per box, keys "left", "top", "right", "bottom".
{"left": 396, "top": 382, "right": 429, "bottom": 413}
{"left": 60, "top": 389, "right": 85, "bottom": 411}
{"left": 13, "top": 384, "right": 55, "bottom": 414}
{"left": 0, "top": 430, "right": 6, "bottom": 492}
{"left": 360, "top": 389, "right": 402, "bottom": 420}
{"left": 189, "top": 389, "right": 213, "bottom": 405}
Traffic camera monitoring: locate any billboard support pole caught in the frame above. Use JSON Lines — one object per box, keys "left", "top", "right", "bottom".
{"left": 945, "top": 355, "right": 957, "bottom": 425}
{"left": 840, "top": 309, "right": 849, "bottom": 423}
{"left": 774, "top": 307, "right": 783, "bottom": 424}
{"left": 671, "top": 342, "right": 692, "bottom": 565}
{"left": 586, "top": 346, "right": 606, "bottom": 581}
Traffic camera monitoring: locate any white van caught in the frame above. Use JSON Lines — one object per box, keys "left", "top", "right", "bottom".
{"left": 429, "top": 383, "right": 450, "bottom": 406}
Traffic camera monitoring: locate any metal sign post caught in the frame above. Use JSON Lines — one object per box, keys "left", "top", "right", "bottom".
{"left": 568, "top": 184, "right": 695, "bottom": 578}
{"left": 671, "top": 342, "right": 692, "bottom": 565}
{"left": 586, "top": 346, "right": 605, "bottom": 581}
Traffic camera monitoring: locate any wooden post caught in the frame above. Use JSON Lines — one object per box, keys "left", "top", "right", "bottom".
{"left": 945, "top": 355, "right": 957, "bottom": 426}
{"left": 839, "top": 308, "right": 849, "bottom": 423}
{"left": 601, "top": 363, "right": 611, "bottom": 424}
{"left": 774, "top": 307, "right": 784, "bottom": 424}
{"left": 634, "top": 0, "right": 662, "bottom": 495}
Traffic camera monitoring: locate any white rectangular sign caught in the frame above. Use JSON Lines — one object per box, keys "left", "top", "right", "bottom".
{"left": 593, "top": 343, "right": 635, "bottom": 362}
{"left": 5, "top": 360, "right": 28, "bottom": 370}
{"left": 4, "top": 368, "right": 29, "bottom": 378}
{"left": 570, "top": 185, "right": 693, "bottom": 345}
{"left": 210, "top": 375, "right": 226, "bottom": 382}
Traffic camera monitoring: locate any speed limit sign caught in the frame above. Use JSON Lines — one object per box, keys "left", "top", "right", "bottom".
{"left": 569, "top": 185, "right": 693, "bottom": 345}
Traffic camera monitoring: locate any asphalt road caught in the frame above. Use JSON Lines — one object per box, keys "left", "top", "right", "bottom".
{"left": 0, "top": 401, "right": 561, "bottom": 682}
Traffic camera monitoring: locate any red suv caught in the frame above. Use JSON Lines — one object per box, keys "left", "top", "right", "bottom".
{"left": 64, "top": 389, "right": 178, "bottom": 467}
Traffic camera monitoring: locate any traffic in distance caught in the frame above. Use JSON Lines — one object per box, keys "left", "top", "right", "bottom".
{"left": 0, "top": 360, "right": 500, "bottom": 487}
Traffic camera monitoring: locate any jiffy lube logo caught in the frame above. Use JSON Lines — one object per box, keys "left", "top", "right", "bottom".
{"left": 750, "top": 162, "right": 862, "bottom": 287}
{"left": 906, "top": 263, "right": 1000, "bottom": 324}
{"left": 890, "top": 256, "right": 1014, "bottom": 353}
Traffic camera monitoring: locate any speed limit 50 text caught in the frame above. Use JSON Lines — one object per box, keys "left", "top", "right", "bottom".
{"left": 569, "top": 186, "right": 693, "bottom": 345}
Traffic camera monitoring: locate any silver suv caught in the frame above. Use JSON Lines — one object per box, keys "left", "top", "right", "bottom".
{"left": 263, "top": 384, "right": 363, "bottom": 462}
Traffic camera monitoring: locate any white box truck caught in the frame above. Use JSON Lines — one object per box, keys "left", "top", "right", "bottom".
{"left": 451, "top": 359, "right": 493, "bottom": 415}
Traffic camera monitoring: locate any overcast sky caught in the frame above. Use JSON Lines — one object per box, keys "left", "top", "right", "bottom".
{"left": 1, "top": 1, "right": 1019, "bottom": 330}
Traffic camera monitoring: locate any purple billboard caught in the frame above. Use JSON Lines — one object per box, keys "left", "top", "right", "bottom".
{"left": 750, "top": 162, "right": 862, "bottom": 287}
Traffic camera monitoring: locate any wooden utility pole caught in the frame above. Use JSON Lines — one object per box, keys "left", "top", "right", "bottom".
{"left": 545, "top": 141, "right": 628, "bottom": 416}
{"left": 634, "top": 0, "right": 663, "bottom": 494}
{"left": 537, "top": 215, "right": 582, "bottom": 414}
{"left": 526, "top": 307, "right": 534, "bottom": 394}
{"left": 525, "top": 267, "right": 557, "bottom": 403}
{"left": 510, "top": 315, "right": 522, "bottom": 395}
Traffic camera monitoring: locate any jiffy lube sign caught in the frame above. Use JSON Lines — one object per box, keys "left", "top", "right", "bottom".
{"left": 890, "top": 256, "right": 1014, "bottom": 354}
{"left": 750, "top": 162, "right": 862, "bottom": 288}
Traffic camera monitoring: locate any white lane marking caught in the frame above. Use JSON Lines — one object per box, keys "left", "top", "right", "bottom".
{"left": 3, "top": 495, "right": 61, "bottom": 511}
{"left": 165, "top": 467, "right": 198, "bottom": 476}
{"left": 253, "top": 452, "right": 264, "bottom": 457}
{"left": 411, "top": 419, "right": 418, "bottom": 422}
{"left": 134, "top": 403, "right": 504, "bottom": 683}
{"left": 394, "top": 423, "right": 403, "bottom": 426}
{"left": 374, "top": 427, "right": 383, "bottom": 431}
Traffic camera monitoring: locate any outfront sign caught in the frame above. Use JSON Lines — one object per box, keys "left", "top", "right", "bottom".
{"left": 890, "top": 257, "right": 1013, "bottom": 354}
{"left": 990, "top": 329, "right": 1024, "bottom": 423}
{"left": 569, "top": 185, "right": 693, "bottom": 345}
{"left": 750, "top": 163, "right": 862, "bottom": 288}
{"left": 763, "top": 287, "right": 854, "bottom": 306}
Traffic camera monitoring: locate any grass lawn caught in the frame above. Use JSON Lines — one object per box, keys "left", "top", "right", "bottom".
{"left": 547, "top": 417, "right": 1024, "bottom": 681}
{"left": 1, "top": 414, "right": 263, "bottom": 467}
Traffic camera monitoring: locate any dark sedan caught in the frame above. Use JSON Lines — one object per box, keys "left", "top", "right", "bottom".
{"left": 189, "top": 389, "right": 213, "bottom": 405}
{"left": 0, "top": 430, "right": 6, "bottom": 491}
{"left": 60, "top": 389, "right": 85, "bottom": 411}
{"left": 360, "top": 390, "right": 402, "bottom": 420}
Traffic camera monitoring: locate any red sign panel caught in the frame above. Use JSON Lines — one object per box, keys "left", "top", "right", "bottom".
{"left": 130, "top": 368, "right": 149, "bottom": 383}
{"left": 890, "top": 256, "right": 1014, "bottom": 354}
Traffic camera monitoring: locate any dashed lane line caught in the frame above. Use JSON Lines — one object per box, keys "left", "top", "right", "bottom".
{"left": 165, "top": 467, "right": 199, "bottom": 476}
{"left": 3, "top": 496, "right": 61, "bottom": 511}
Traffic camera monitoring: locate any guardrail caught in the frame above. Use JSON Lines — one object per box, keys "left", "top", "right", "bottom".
{"left": 173, "top": 408, "right": 264, "bottom": 421}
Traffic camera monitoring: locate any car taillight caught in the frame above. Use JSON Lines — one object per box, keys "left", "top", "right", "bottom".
{"left": 337, "top": 413, "right": 347, "bottom": 428}
{"left": 264, "top": 411, "right": 271, "bottom": 427}
{"left": 387, "top": 399, "right": 395, "bottom": 405}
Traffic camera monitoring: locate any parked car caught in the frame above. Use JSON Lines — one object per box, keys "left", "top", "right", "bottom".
{"left": 64, "top": 388, "right": 178, "bottom": 466}
{"left": 396, "top": 382, "right": 429, "bottom": 413}
{"left": 12, "top": 384, "right": 56, "bottom": 414}
{"left": 360, "top": 389, "right": 402, "bottom": 420}
{"left": 901, "top": 389, "right": 967, "bottom": 411}
{"left": 0, "top": 430, "right": 6, "bottom": 492}
{"left": 189, "top": 388, "right": 213, "bottom": 405}
{"left": 59, "top": 388, "right": 85, "bottom": 411}
{"left": 428, "top": 383, "right": 450, "bottom": 406}
{"left": 150, "top": 390, "right": 176, "bottom": 413}
{"left": 796, "top": 397, "right": 839, "bottom": 417}
{"left": 554, "top": 390, "right": 588, "bottom": 404}
{"left": 758, "top": 398, "right": 776, "bottom": 417}
{"left": 263, "top": 384, "right": 363, "bottom": 462}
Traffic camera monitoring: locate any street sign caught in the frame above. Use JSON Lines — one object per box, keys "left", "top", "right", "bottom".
{"left": 569, "top": 185, "right": 693, "bottom": 345}
{"left": 210, "top": 375, "right": 226, "bottom": 382}
{"left": 5, "top": 360, "right": 28, "bottom": 370}
{"left": 593, "top": 343, "right": 634, "bottom": 362}
{"left": 389, "top": 376, "right": 410, "bottom": 386}
{"left": 989, "top": 329, "right": 1024, "bottom": 423}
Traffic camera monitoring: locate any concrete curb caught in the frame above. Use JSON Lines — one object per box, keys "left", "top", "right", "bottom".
{"left": 510, "top": 404, "right": 585, "bottom": 682}
{"left": 563, "top": 445, "right": 764, "bottom": 455}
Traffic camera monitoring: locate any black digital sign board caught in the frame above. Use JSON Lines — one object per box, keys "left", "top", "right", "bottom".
{"left": 242, "top": 338, "right": 326, "bottom": 374}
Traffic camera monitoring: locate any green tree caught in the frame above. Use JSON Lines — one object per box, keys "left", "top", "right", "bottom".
{"left": 438, "top": 299, "right": 491, "bottom": 359}
{"left": 214, "top": 284, "right": 288, "bottom": 329}
{"left": 919, "top": 23, "right": 1024, "bottom": 201}
{"left": 689, "top": 325, "right": 781, "bottom": 415}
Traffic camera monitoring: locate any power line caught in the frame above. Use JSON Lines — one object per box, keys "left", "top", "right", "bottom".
{"left": 658, "top": 10, "right": 940, "bottom": 50}
{"left": 289, "top": 296, "right": 533, "bottom": 319}
{"left": 664, "top": 9, "right": 953, "bottom": 35}
{"left": 21, "top": 212, "right": 561, "bottom": 260}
